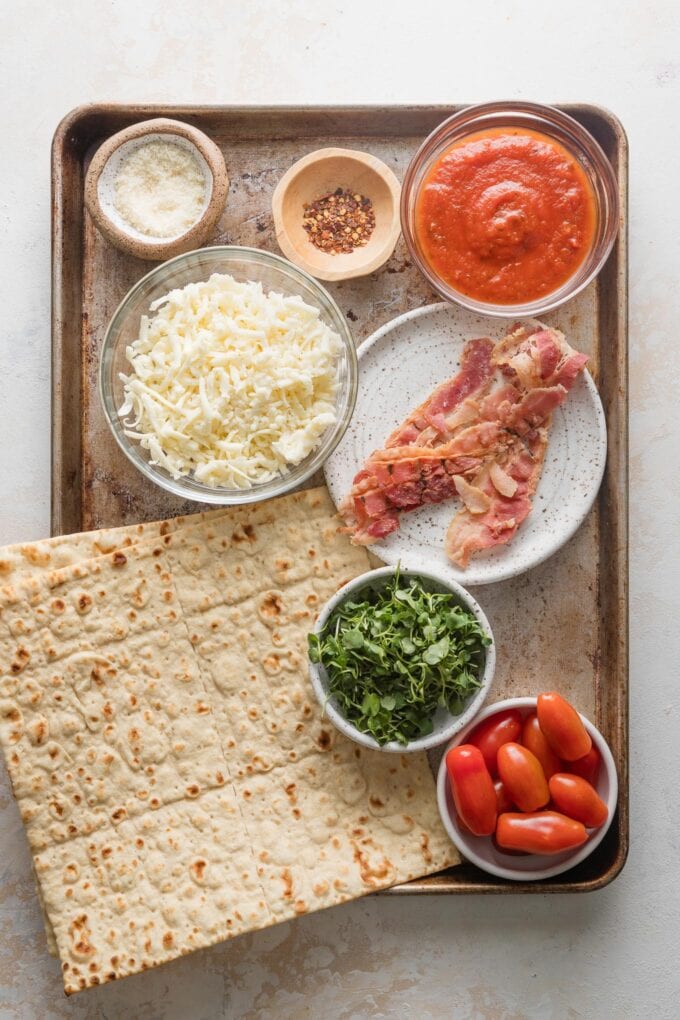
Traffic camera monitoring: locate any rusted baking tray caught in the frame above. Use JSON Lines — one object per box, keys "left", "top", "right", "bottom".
{"left": 51, "top": 104, "right": 628, "bottom": 893}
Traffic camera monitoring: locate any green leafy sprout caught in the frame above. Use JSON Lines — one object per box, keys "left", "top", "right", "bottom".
{"left": 308, "top": 569, "right": 491, "bottom": 746}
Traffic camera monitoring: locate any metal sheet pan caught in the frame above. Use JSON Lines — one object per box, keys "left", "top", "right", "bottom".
{"left": 51, "top": 103, "right": 628, "bottom": 893}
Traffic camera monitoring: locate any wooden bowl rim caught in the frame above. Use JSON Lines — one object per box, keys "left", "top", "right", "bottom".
{"left": 272, "top": 147, "right": 402, "bottom": 282}
{"left": 84, "top": 117, "right": 229, "bottom": 260}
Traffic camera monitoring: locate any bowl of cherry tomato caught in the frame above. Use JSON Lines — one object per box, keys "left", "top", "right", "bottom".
{"left": 436, "top": 694, "right": 618, "bottom": 881}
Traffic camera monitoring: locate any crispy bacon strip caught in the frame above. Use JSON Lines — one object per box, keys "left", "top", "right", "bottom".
{"left": 502, "top": 385, "right": 568, "bottom": 432}
{"left": 445, "top": 429, "right": 549, "bottom": 568}
{"left": 385, "top": 337, "right": 495, "bottom": 447}
{"left": 348, "top": 390, "right": 519, "bottom": 503}
{"left": 342, "top": 422, "right": 506, "bottom": 544}
{"left": 441, "top": 323, "right": 588, "bottom": 566}
{"left": 494, "top": 323, "right": 589, "bottom": 391}
{"left": 342, "top": 382, "right": 566, "bottom": 540}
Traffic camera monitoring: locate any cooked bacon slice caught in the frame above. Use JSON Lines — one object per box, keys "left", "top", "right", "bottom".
{"left": 503, "top": 385, "right": 568, "bottom": 432}
{"left": 369, "top": 419, "right": 502, "bottom": 465}
{"left": 341, "top": 385, "right": 565, "bottom": 545}
{"left": 341, "top": 380, "right": 565, "bottom": 536}
{"left": 478, "top": 382, "right": 521, "bottom": 420}
{"left": 345, "top": 423, "right": 498, "bottom": 499}
{"left": 341, "top": 423, "right": 507, "bottom": 544}
{"left": 340, "top": 322, "right": 588, "bottom": 556}
{"left": 385, "top": 337, "right": 495, "bottom": 447}
{"left": 441, "top": 325, "right": 588, "bottom": 566}
{"left": 493, "top": 324, "right": 588, "bottom": 392}
{"left": 445, "top": 429, "right": 549, "bottom": 568}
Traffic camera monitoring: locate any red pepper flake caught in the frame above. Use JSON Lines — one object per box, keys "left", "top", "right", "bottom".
{"left": 302, "top": 188, "right": 376, "bottom": 254}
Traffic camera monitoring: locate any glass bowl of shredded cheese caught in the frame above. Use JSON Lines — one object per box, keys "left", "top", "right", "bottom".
{"left": 99, "top": 246, "right": 358, "bottom": 504}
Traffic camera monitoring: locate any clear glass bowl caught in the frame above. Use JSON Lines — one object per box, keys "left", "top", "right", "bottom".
{"left": 401, "top": 101, "right": 620, "bottom": 317}
{"left": 99, "top": 246, "right": 358, "bottom": 504}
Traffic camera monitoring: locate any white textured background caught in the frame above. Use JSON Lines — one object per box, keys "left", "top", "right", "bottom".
{"left": 1, "top": 1, "right": 678, "bottom": 1017}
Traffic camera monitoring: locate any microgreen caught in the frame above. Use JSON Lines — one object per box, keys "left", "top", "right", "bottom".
{"left": 308, "top": 569, "right": 490, "bottom": 746}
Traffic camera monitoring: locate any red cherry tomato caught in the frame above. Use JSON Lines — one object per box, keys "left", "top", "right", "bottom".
{"left": 491, "top": 833, "right": 527, "bottom": 856}
{"left": 446, "top": 744, "right": 497, "bottom": 836}
{"left": 466, "top": 708, "right": 523, "bottom": 776}
{"left": 548, "top": 773, "right": 608, "bottom": 828}
{"left": 521, "top": 712, "right": 563, "bottom": 778}
{"left": 496, "top": 811, "right": 588, "bottom": 855}
{"left": 494, "top": 779, "right": 515, "bottom": 814}
{"left": 567, "top": 746, "right": 602, "bottom": 786}
{"left": 497, "top": 742, "right": 550, "bottom": 812}
{"left": 537, "top": 692, "right": 592, "bottom": 761}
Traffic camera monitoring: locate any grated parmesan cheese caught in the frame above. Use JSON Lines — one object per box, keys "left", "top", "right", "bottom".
{"left": 113, "top": 141, "right": 207, "bottom": 238}
{"left": 118, "top": 273, "right": 343, "bottom": 488}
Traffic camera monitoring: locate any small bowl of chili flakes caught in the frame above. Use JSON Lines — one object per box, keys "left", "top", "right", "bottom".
{"left": 272, "top": 147, "right": 402, "bottom": 282}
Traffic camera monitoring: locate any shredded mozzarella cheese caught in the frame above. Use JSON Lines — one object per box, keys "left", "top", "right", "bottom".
{"left": 118, "top": 273, "right": 343, "bottom": 488}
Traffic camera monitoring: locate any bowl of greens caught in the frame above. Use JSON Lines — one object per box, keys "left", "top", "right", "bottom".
{"left": 307, "top": 565, "right": 495, "bottom": 752}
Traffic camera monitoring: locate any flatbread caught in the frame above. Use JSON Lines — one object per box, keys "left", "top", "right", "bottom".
{"left": 0, "top": 509, "right": 228, "bottom": 956}
{"left": 34, "top": 786, "right": 274, "bottom": 990}
{"left": 0, "top": 541, "right": 233, "bottom": 852}
{"left": 239, "top": 741, "right": 452, "bottom": 921}
{"left": 0, "top": 488, "right": 457, "bottom": 993}
{"left": 0, "top": 509, "right": 227, "bottom": 586}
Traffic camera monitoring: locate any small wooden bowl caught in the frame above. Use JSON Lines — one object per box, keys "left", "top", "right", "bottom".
{"left": 272, "top": 147, "right": 401, "bottom": 281}
{"left": 84, "top": 118, "right": 229, "bottom": 260}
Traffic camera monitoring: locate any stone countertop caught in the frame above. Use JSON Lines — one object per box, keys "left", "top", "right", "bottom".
{"left": 0, "top": 1, "right": 678, "bottom": 1017}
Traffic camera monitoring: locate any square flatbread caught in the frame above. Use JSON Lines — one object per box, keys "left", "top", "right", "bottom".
{"left": 34, "top": 785, "right": 274, "bottom": 989}
{"left": 0, "top": 539, "right": 230, "bottom": 852}
{"left": 0, "top": 509, "right": 227, "bottom": 586}
{"left": 0, "top": 489, "right": 457, "bottom": 994}
{"left": 0, "top": 509, "right": 229, "bottom": 955}
{"left": 236, "top": 742, "right": 453, "bottom": 921}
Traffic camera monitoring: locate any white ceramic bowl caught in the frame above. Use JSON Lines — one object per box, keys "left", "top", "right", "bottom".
{"left": 308, "top": 566, "right": 495, "bottom": 753}
{"left": 436, "top": 696, "right": 618, "bottom": 881}
{"left": 85, "top": 118, "right": 229, "bottom": 260}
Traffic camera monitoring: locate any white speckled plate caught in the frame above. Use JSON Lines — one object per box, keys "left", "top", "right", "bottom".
{"left": 325, "top": 303, "right": 607, "bottom": 586}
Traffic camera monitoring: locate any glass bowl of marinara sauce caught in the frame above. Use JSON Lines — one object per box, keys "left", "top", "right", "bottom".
{"left": 401, "top": 101, "right": 619, "bottom": 317}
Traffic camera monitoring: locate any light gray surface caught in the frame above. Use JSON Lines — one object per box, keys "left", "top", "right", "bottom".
{"left": 0, "top": 1, "right": 678, "bottom": 1017}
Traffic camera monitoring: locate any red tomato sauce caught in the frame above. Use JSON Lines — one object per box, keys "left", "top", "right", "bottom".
{"left": 415, "top": 128, "right": 597, "bottom": 305}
